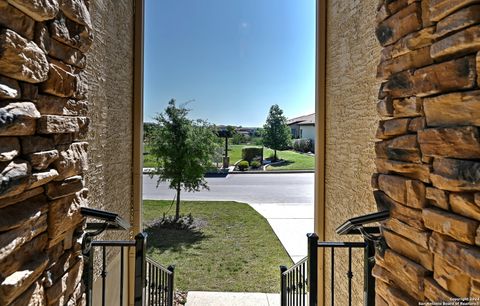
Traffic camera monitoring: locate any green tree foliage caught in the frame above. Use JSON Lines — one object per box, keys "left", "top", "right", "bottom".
{"left": 262, "top": 104, "right": 291, "bottom": 161}
{"left": 226, "top": 125, "right": 236, "bottom": 137}
{"left": 254, "top": 128, "right": 264, "bottom": 137}
{"left": 150, "top": 100, "right": 218, "bottom": 219}
{"left": 215, "top": 125, "right": 237, "bottom": 159}
{"left": 143, "top": 122, "right": 157, "bottom": 143}
{"left": 232, "top": 132, "right": 248, "bottom": 145}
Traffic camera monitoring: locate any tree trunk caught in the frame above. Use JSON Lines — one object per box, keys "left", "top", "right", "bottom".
{"left": 274, "top": 149, "right": 277, "bottom": 161}
{"left": 175, "top": 184, "right": 181, "bottom": 220}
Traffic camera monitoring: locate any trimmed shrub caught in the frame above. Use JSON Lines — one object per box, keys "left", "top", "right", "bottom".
{"left": 293, "top": 138, "right": 313, "bottom": 153}
{"left": 251, "top": 160, "right": 261, "bottom": 169}
{"left": 242, "top": 146, "right": 263, "bottom": 162}
{"left": 238, "top": 160, "right": 249, "bottom": 171}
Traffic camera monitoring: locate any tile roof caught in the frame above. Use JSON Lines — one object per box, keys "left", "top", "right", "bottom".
{"left": 287, "top": 113, "right": 315, "bottom": 125}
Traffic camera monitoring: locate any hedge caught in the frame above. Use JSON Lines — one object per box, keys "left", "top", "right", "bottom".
{"left": 241, "top": 147, "right": 263, "bottom": 162}
{"left": 292, "top": 138, "right": 313, "bottom": 153}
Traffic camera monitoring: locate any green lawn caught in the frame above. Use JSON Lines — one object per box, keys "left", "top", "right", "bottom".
{"left": 144, "top": 143, "right": 246, "bottom": 168}
{"left": 230, "top": 145, "right": 314, "bottom": 170}
{"left": 143, "top": 144, "right": 159, "bottom": 168}
{"left": 266, "top": 150, "right": 315, "bottom": 171}
{"left": 144, "top": 142, "right": 248, "bottom": 167}
{"left": 227, "top": 144, "right": 251, "bottom": 165}
{"left": 144, "top": 143, "right": 314, "bottom": 170}
{"left": 143, "top": 200, "right": 292, "bottom": 292}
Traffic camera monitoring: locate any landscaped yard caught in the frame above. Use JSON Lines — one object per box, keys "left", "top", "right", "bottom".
{"left": 143, "top": 200, "right": 292, "bottom": 292}
{"left": 232, "top": 146, "right": 314, "bottom": 170}
{"left": 145, "top": 142, "right": 247, "bottom": 167}
{"left": 266, "top": 150, "right": 315, "bottom": 171}
{"left": 145, "top": 143, "right": 314, "bottom": 170}
{"left": 227, "top": 144, "right": 248, "bottom": 165}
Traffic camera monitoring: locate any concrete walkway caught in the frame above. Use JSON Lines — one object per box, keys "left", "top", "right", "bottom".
{"left": 185, "top": 292, "right": 280, "bottom": 306}
{"left": 249, "top": 203, "right": 313, "bottom": 263}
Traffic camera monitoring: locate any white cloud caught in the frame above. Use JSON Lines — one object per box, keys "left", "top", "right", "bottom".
{"left": 239, "top": 21, "right": 249, "bottom": 29}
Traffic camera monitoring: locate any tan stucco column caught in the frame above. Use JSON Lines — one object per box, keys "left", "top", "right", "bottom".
{"left": 315, "top": 0, "right": 327, "bottom": 304}
{"left": 129, "top": 0, "right": 145, "bottom": 305}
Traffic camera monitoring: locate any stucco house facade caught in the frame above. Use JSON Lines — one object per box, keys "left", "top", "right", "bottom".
{"left": 287, "top": 113, "right": 315, "bottom": 143}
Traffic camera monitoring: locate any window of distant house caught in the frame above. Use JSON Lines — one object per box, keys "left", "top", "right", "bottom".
{"left": 300, "top": 129, "right": 303, "bottom": 138}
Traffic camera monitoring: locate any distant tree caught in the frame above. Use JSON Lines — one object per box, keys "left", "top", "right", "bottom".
{"left": 143, "top": 122, "right": 157, "bottom": 143}
{"left": 226, "top": 125, "right": 236, "bottom": 136}
{"left": 254, "top": 128, "right": 264, "bottom": 138}
{"left": 150, "top": 100, "right": 218, "bottom": 220}
{"left": 263, "top": 104, "right": 291, "bottom": 161}
{"left": 232, "top": 132, "right": 248, "bottom": 145}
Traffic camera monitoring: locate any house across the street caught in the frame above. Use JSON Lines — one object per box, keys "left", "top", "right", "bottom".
{"left": 287, "top": 113, "right": 315, "bottom": 143}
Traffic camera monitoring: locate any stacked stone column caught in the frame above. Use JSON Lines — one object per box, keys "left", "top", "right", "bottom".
{"left": 0, "top": 0, "right": 92, "bottom": 305}
{"left": 373, "top": 0, "right": 480, "bottom": 304}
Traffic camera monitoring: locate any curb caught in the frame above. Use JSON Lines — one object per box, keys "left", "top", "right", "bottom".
{"left": 143, "top": 168, "right": 314, "bottom": 175}
{"left": 230, "top": 170, "right": 314, "bottom": 174}
{"left": 143, "top": 168, "right": 232, "bottom": 176}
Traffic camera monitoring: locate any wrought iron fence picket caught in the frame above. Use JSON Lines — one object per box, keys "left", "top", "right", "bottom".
{"left": 281, "top": 234, "right": 375, "bottom": 306}
{"left": 146, "top": 257, "right": 175, "bottom": 306}
{"left": 83, "top": 233, "right": 174, "bottom": 306}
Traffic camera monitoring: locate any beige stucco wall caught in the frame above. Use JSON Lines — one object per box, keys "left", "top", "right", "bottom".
{"left": 84, "top": 1, "right": 135, "bottom": 304}
{"left": 323, "top": 0, "right": 381, "bottom": 304}
{"left": 85, "top": 0, "right": 134, "bottom": 235}
{"left": 300, "top": 125, "right": 316, "bottom": 143}
{"left": 91, "top": 251, "right": 129, "bottom": 306}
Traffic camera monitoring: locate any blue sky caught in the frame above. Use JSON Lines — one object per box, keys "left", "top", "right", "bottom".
{"left": 144, "top": 0, "right": 315, "bottom": 127}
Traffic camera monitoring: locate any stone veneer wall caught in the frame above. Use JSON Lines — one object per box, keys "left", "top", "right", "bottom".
{"left": 0, "top": 0, "right": 92, "bottom": 305}
{"left": 372, "top": 0, "right": 480, "bottom": 303}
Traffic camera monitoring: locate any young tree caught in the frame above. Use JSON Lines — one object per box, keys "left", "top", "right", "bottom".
{"left": 263, "top": 104, "right": 291, "bottom": 161}
{"left": 150, "top": 100, "right": 218, "bottom": 220}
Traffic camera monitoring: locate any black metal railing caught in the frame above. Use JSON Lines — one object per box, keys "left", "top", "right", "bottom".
{"left": 280, "top": 211, "right": 389, "bottom": 306}
{"left": 84, "top": 233, "right": 147, "bottom": 306}
{"left": 280, "top": 256, "right": 308, "bottom": 306}
{"left": 145, "top": 257, "right": 175, "bottom": 306}
{"left": 280, "top": 233, "right": 377, "bottom": 306}
{"left": 316, "top": 239, "right": 373, "bottom": 306}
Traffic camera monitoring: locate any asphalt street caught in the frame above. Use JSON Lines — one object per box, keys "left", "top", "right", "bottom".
{"left": 142, "top": 173, "right": 314, "bottom": 204}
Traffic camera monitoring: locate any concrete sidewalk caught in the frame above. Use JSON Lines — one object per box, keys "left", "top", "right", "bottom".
{"left": 185, "top": 292, "right": 280, "bottom": 306}
{"left": 249, "top": 203, "right": 314, "bottom": 263}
